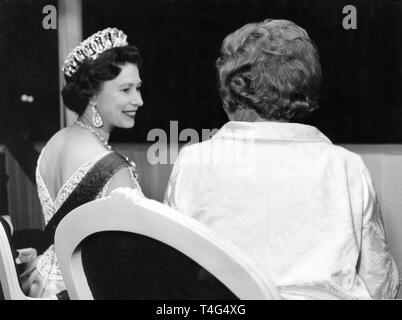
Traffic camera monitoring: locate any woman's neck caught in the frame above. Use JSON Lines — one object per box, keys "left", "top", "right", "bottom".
{"left": 76, "top": 114, "right": 111, "bottom": 143}
{"left": 226, "top": 107, "right": 289, "bottom": 123}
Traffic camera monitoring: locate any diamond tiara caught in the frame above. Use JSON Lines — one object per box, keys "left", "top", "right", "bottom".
{"left": 62, "top": 27, "right": 128, "bottom": 77}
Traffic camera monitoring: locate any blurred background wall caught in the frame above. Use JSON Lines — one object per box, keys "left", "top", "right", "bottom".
{"left": 0, "top": 0, "right": 401, "bottom": 146}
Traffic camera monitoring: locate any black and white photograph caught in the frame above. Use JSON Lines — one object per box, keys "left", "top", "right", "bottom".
{"left": 0, "top": 0, "right": 401, "bottom": 305}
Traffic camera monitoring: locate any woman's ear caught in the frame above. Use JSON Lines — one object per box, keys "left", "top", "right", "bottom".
{"left": 89, "top": 96, "right": 97, "bottom": 108}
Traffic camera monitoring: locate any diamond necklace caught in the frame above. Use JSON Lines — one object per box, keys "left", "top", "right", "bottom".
{"left": 75, "top": 120, "right": 112, "bottom": 151}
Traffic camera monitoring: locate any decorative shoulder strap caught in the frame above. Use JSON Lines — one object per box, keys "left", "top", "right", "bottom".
{"left": 42, "top": 152, "right": 130, "bottom": 248}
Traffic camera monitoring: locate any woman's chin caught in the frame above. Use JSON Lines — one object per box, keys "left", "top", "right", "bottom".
{"left": 117, "top": 118, "right": 135, "bottom": 129}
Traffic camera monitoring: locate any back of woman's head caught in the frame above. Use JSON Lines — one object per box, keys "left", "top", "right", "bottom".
{"left": 216, "top": 19, "right": 321, "bottom": 121}
{"left": 62, "top": 45, "right": 142, "bottom": 116}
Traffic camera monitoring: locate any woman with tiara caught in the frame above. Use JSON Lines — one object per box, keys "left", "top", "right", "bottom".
{"left": 20, "top": 28, "right": 145, "bottom": 299}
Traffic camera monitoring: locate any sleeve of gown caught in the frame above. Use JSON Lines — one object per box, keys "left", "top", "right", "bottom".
{"left": 163, "top": 147, "right": 187, "bottom": 210}
{"left": 97, "top": 164, "right": 144, "bottom": 198}
{"left": 128, "top": 166, "right": 144, "bottom": 196}
{"left": 357, "top": 161, "right": 400, "bottom": 299}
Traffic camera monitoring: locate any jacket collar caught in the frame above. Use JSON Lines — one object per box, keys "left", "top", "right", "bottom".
{"left": 213, "top": 121, "right": 332, "bottom": 144}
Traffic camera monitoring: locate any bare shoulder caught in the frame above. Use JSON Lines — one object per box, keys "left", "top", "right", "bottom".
{"left": 41, "top": 126, "right": 108, "bottom": 177}
{"left": 39, "top": 128, "right": 69, "bottom": 167}
{"left": 62, "top": 126, "right": 108, "bottom": 169}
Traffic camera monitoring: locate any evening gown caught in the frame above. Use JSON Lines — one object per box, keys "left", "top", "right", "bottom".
{"left": 20, "top": 148, "right": 144, "bottom": 299}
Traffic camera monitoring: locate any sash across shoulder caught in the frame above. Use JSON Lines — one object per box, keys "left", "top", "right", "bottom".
{"left": 42, "top": 152, "right": 131, "bottom": 248}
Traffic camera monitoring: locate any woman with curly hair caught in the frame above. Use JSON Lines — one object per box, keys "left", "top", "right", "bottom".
{"left": 165, "top": 19, "right": 400, "bottom": 299}
{"left": 20, "top": 28, "right": 145, "bottom": 299}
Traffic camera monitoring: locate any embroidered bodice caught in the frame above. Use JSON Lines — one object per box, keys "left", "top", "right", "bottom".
{"left": 35, "top": 149, "right": 142, "bottom": 281}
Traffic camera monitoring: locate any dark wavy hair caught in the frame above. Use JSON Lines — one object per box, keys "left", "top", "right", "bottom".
{"left": 62, "top": 45, "right": 142, "bottom": 116}
{"left": 216, "top": 19, "right": 321, "bottom": 121}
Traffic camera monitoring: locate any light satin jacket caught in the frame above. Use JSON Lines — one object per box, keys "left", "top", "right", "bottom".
{"left": 164, "top": 121, "right": 400, "bottom": 299}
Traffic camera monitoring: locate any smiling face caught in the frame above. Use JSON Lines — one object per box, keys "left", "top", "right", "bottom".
{"left": 94, "top": 63, "right": 143, "bottom": 132}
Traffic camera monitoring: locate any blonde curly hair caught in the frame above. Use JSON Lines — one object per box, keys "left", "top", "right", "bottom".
{"left": 216, "top": 19, "right": 321, "bottom": 121}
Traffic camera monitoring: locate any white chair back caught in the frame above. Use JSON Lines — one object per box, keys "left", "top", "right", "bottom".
{"left": 55, "top": 189, "right": 281, "bottom": 300}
